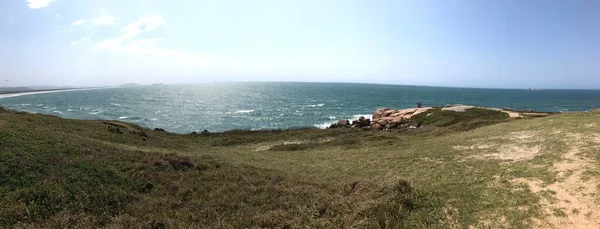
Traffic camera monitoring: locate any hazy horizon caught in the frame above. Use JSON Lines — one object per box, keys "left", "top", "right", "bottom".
{"left": 2, "top": 81, "right": 598, "bottom": 91}
{"left": 1, "top": 0, "right": 599, "bottom": 89}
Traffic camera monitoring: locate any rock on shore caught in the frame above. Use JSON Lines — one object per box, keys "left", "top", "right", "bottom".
{"left": 371, "top": 107, "right": 433, "bottom": 130}
{"left": 329, "top": 104, "right": 553, "bottom": 130}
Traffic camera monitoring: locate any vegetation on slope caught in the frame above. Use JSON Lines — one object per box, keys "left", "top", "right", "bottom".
{"left": 1, "top": 107, "right": 599, "bottom": 228}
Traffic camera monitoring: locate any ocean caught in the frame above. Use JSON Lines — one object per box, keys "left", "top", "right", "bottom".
{"left": 1, "top": 82, "right": 599, "bottom": 133}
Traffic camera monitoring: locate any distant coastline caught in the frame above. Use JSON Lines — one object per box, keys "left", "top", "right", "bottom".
{"left": 0, "top": 88, "right": 78, "bottom": 95}
{"left": 0, "top": 87, "right": 106, "bottom": 99}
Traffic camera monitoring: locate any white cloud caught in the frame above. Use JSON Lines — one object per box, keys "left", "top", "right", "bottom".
{"left": 100, "top": 9, "right": 108, "bottom": 14}
{"left": 72, "top": 19, "right": 85, "bottom": 26}
{"left": 92, "top": 15, "right": 117, "bottom": 26}
{"left": 121, "top": 14, "right": 167, "bottom": 35}
{"left": 55, "top": 14, "right": 61, "bottom": 18}
{"left": 92, "top": 14, "right": 167, "bottom": 51}
{"left": 26, "top": 0, "right": 54, "bottom": 9}
{"left": 91, "top": 14, "right": 220, "bottom": 67}
{"left": 71, "top": 37, "right": 90, "bottom": 46}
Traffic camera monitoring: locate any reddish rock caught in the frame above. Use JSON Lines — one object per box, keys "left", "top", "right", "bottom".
{"left": 370, "top": 107, "right": 434, "bottom": 130}
{"left": 337, "top": 120, "right": 350, "bottom": 126}
{"left": 383, "top": 109, "right": 396, "bottom": 117}
{"left": 371, "top": 123, "right": 383, "bottom": 130}
{"left": 373, "top": 108, "right": 391, "bottom": 119}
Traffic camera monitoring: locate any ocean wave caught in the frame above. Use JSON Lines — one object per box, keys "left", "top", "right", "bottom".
{"left": 52, "top": 111, "right": 64, "bottom": 114}
{"left": 118, "top": 116, "right": 129, "bottom": 120}
{"left": 236, "top": 109, "right": 255, "bottom": 113}
{"left": 111, "top": 103, "right": 122, "bottom": 107}
{"left": 307, "top": 104, "right": 325, "bottom": 108}
{"left": 314, "top": 121, "right": 336, "bottom": 129}
{"left": 352, "top": 114, "right": 373, "bottom": 120}
{"left": 314, "top": 114, "right": 373, "bottom": 129}
{"left": 89, "top": 110, "right": 103, "bottom": 115}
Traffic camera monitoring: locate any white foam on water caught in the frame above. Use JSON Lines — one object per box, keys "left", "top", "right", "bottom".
{"left": 89, "top": 110, "right": 103, "bottom": 115}
{"left": 0, "top": 88, "right": 96, "bottom": 99}
{"left": 119, "top": 116, "right": 129, "bottom": 119}
{"left": 52, "top": 111, "right": 63, "bottom": 114}
{"left": 236, "top": 109, "right": 255, "bottom": 113}
{"left": 314, "top": 121, "right": 336, "bottom": 129}
{"left": 314, "top": 113, "right": 373, "bottom": 129}
{"left": 307, "top": 104, "right": 325, "bottom": 108}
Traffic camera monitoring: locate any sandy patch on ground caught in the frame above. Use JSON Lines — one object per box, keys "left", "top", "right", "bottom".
{"left": 253, "top": 138, "right": 333, "bottom": 151}
{"left": 489, "top": 145, "right": 542, "bottom": 161}
{"left": 253, "top": 145, "right": 272, "bottom": 151}
{"left": 509, "top": 131, "right": 538, "bottom": 140}
{"left": 444, "top": 207, "right": 460, "bottom": 229}
{"left": 483, "top": 107, "right": 522, "bottom": 118}
{"left": 511, "top": 133, "right": 600, "bottom": 229}
{"left": 456, "top": 142, "right": 542, "bottom": 162}
{"left": 453, "top": 144, "right": 495, "bottom": 151}
{"left": 440, "top": 105, "right": 550, "bottom": 118}
{"left": 590, "top": 134, "right": 600, "bottom": 143}
{"left": 502, "top": 111, "right": 522, "bottom": 118}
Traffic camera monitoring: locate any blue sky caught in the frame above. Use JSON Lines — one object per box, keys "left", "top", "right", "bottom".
{"left": 1, "top": 0, "right": 599, "bottom": 89}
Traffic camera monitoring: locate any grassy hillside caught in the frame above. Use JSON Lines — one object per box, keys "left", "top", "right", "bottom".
{"left": 1, "top": 107, "right": 599, "bottom": 228}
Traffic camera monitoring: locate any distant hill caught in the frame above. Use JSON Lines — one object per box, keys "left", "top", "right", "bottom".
{"left": 28, "top": 86, "right": 72, "bottom": 90}
{"left": 120, "top": 83, "right": 142, "bottom": 87}
{"left": 0, "top": 86, "right": 75, "bottom": 94}
{"left": 0, "top": 87, "right": 32, "bottom": 93}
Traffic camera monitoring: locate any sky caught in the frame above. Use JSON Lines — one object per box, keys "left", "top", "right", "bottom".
{"left": 1, "top": 0, "right": 599, "bottom": 89}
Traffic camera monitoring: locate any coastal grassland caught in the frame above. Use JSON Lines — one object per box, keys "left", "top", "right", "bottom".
{"left": 1, "top": 107, "right": 599, "bottom": 228}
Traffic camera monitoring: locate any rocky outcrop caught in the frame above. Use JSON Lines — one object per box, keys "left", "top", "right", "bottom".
{"left": 338, "top": 120, "right": 350, "bottom": 127}
{"left": 328, "top": 119, "right": 351, "bottom": 129}
{"left": 329, "top": 107, "right": 433, "bottom": 130}
{"left": 352, "top": 116, "right": 371, "bottom": 128}
{"left": 370, "top": 107, "right": 433, "bottom": 130}
{"left": 330, "top": 105, "right": 553, "bottom": 131}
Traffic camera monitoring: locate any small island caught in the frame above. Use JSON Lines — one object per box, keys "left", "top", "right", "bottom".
{"left": 119, "top": 83, "right": 143, "bottom": 88}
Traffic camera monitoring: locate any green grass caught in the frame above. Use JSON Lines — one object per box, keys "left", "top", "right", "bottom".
{"left": 1, "top": 107, "right": 599, "bottom": 228}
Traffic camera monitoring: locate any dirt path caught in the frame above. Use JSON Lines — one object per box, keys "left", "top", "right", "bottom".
{"left": 514, "top": 133, "right": 600, "bottom": 228}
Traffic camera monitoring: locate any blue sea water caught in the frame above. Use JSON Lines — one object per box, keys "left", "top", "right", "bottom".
{"left": 1, "top": 82, "right": 599, "bottom": 133}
